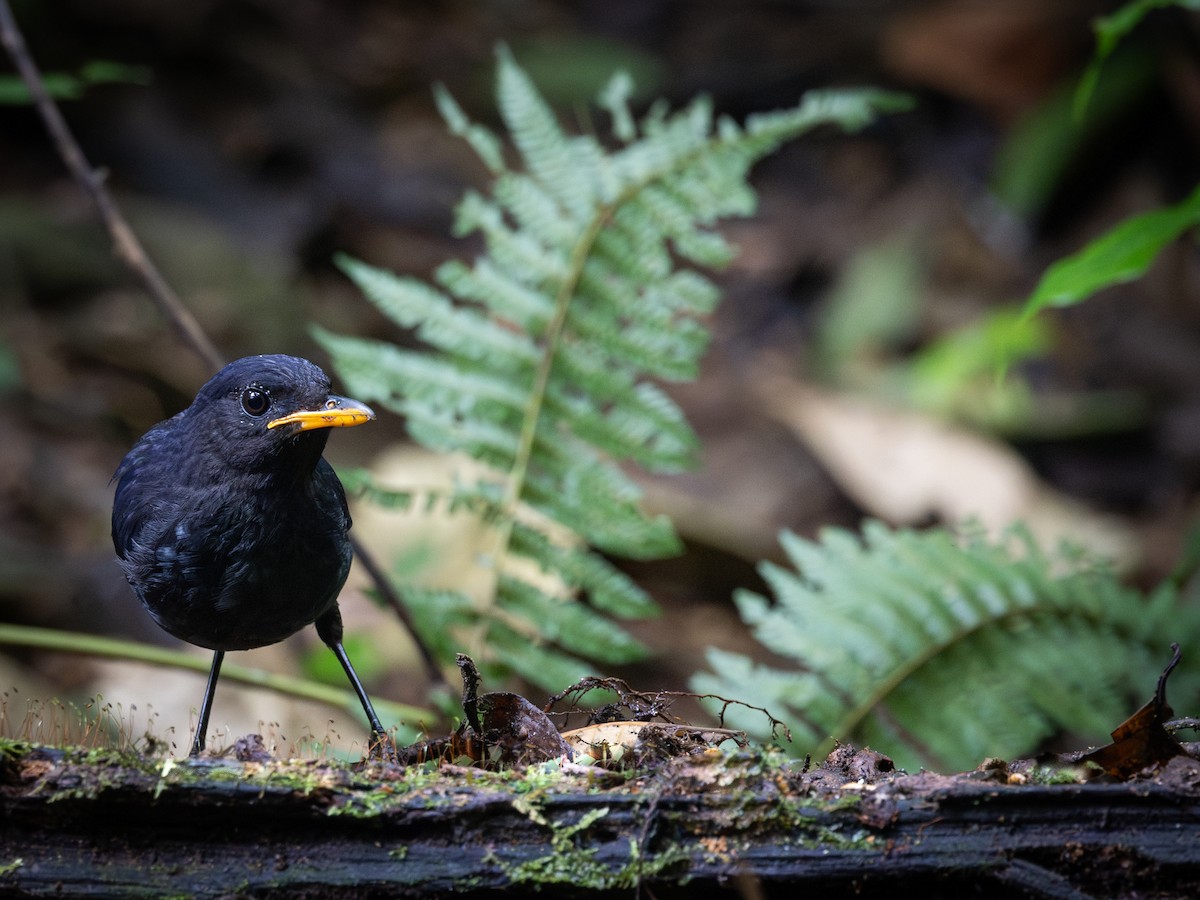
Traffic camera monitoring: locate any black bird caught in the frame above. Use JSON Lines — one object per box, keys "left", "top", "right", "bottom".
{"left": 112, "top": 354, "right": 388, "bottom": 757}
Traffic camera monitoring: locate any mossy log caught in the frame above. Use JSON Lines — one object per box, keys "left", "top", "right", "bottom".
{"left": 2, "top": 741, "right": 1199, "bottom": 898}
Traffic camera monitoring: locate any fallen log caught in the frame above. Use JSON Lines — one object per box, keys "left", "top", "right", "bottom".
{"left": 2, "top": 740, "right": 1199, "bottom": 898}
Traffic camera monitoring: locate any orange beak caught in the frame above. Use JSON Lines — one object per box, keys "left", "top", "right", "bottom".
{"left": 267, "top": 396, "right": 376, "bottom": 432}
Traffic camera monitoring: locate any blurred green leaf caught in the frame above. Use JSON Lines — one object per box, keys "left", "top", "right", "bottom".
{"left": 301, "top": 633, "right": 384, "bottom": 687}
{"left": 0, "top": 60, "right": 151, "bottom": 105}
{"left": 0, "top": 339, "right": 19, "bottom": 390}
{"left": 904, "top": 305, "right": 1049, "bottom": 427}
{"left": 912, "top": 306, "right": 1049, "bottom": 385}
{"left": 501, "top": 37, "right": 664, "bottom": 108}
{"left": 1075, "top": 0, "right": 1200, "bottom": 119}
{"left": 78, "top": 60, "right": 153, "bottom": 87}
{"left": 992, "top": 47, "right": 1154, "bottom": 221}
{"left": 0, "top": 73, "right": 78, "bottom": 103}
{"left": 1023, "top": 182, "right": 1200, "bottom": 317}
{"left": 815, "top": 234, "right": 923, "bottom": 380}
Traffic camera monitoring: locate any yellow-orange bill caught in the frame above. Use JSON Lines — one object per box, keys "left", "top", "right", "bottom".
{"left": 267, "top": 397, "right": 376, "bottom": 431}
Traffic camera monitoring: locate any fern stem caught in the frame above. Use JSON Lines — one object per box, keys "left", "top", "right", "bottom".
{"left": 482, "top": 126, "right": 740, "bottom": 609}
{"left": 487, "top": 205, "right": 614, "bottom": 602}
{"left": 471, "top": 200, "right": 618, "bottom": 666}
{"left": 496, "top": 118, "right": 756, "bottom": 538}
{"left": 505, "top": 212, "right": 611, "bottom": 514}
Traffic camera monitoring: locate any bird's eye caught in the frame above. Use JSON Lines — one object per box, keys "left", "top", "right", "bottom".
{"left": 241, "top": 387, "right": 271, "bottom": 417}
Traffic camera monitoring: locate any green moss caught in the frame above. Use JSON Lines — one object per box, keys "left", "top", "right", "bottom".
{"left": 1022, "top": 764, "right": 1089, "bottom": 785}
{"left": 0, "top": 738, "right": 32, "bottom": 760}
{"left": 491, "top": 793, "right": 697, "bottom": 889}
{"left": 0, "top": 858, "right": 24, "bottom": 877}
{"left": 325, "top": 785, "right": 405, "bottom": 818}
{"left": 327, "top": 758, "right": 589, "bottom": 818}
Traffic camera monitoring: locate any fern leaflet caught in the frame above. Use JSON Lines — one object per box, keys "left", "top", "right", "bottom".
{"left": 693, "top": 520, "right": 1200, "bottom": 772}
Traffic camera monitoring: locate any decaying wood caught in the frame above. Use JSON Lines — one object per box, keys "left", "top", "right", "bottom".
{"left": 2, "top": 740, "right": 1199, "bottom": 898}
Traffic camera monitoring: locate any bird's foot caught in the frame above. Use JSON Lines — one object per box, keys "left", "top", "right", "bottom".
{"left": 366, "top": 730, "right": 399, "bottom": 764}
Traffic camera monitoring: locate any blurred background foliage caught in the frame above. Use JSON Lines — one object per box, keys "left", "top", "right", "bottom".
{"left": 1, "top": 0, "right": 1199, "bottom": 763}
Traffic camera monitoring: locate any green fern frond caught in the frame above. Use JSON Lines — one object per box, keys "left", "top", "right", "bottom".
{"left": 319, "top": 47, "right": 909, "bottom": 686}
{"left": 507, "top": 521, "right": 656, "bottom": 618}
{"left": 693, "top": 521, "right": 1200, "bottom": 772}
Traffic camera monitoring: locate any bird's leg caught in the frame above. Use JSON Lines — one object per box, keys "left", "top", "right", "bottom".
{"left": 316, "top": 607, "right": 395, "bottom": 760}
{"left": 191, "top": 650, "right": 225, "bottom": 757}
{"left": 331, "top": 639, "right": 394, "bottom": 756}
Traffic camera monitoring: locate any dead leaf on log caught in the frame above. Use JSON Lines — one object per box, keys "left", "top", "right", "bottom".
{"left": 1077, "top": 643, "right": 1195, "bottom": 779}
{"left": 475, "top": 691, "right": 573, "bottom": 764}
{"left": 228, "top": 733, "right": 274, "bottom": 763}
{"left": 809, "top": 741, "right": 897, "bottom": 788}
{"left": 561, "top": 721, "right": 746, "bottom": 768}
{"left": 396, "top": 661, "right": 786, "bottom": 771}
{"left": 397, "top": 654, "right": 569, "bottom": 767}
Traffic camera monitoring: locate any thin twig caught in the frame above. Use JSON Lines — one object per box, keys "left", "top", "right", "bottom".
{"left": 353, "top": 532, "right": 448, "bottom": 687}
{"left": 0, "top": 1, "right": 222, "bottom": 371}
{"left": 0, "top": 0, "right": 448, "bottom": 693}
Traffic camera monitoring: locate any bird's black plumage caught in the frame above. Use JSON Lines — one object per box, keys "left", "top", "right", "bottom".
{"left": 112, "top": 354, "right": 387, "bottom": 756}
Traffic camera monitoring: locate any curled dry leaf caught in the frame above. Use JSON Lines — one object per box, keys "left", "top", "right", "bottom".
{"left": 1078, "top": 643, "right": 1194, "bottom": 779}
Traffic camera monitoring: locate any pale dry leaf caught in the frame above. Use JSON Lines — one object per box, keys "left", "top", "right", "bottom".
{"left": 756, "top": 372, "right": 1138, "bottom": 569}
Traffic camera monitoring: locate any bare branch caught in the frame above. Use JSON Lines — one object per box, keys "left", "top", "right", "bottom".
{"left": 0, "top": 0, "right": 222, "bottom": 371}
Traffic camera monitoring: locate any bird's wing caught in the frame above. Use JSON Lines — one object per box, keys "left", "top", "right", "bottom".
{"left": 111, "top": 419, "right": 190, "bottom": 558}
{"left": 314, "top": 457, "right": 352, "bottom": 532}
{"left": 111, "top": 440, "right": 158, "bottom": 559}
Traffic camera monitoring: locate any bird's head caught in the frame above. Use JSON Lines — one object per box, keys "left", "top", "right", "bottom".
{"left": 185, "top": 354, "right": 375, "bottom": 474}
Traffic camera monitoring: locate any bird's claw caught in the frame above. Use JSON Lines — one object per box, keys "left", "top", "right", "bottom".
{"left": 367, "top": 731, "right": 399, "bottom": 763}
